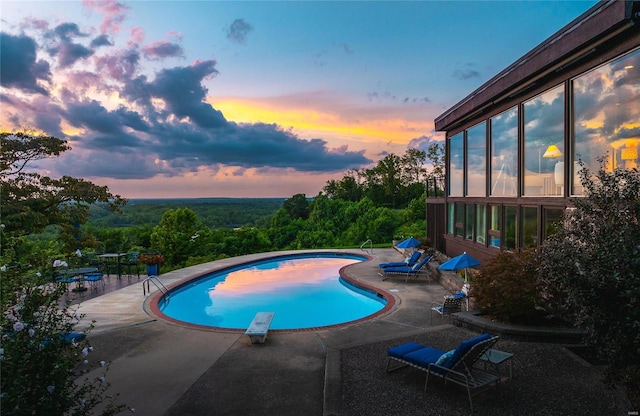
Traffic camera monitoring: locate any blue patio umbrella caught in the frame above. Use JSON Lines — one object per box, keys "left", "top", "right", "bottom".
{"left": 395, "top": 237, "right": 421, "bottom": 249}
{"left": 439, "top": 252, "right": 481, "bottom": 282}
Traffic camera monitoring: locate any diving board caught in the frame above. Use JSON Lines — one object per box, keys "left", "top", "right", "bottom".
{"left": 245, "top": 312, "right": 275, "bottom": 344}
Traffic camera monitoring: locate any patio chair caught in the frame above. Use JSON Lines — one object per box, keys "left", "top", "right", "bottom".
{"left": 378, "top": 251, "right": 422, "bottom": 273}
{"left": 83, "top": 272, "right": 105, "bottom": 291}
{"left": 430, "top": 296, "right": 463, "bottom": 324}
{"left": 124, "top": 251, "right": 140, "bottom": 278}
{"left": 381, "top": 255, "right": 433, "bottom": 282}
{"left": 386, "top": 333, "right": 501, "bottom": 412}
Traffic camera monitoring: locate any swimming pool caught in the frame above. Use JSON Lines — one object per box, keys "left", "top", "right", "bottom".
{"left": 154, "top": 253, "right": 388, "bottom": 330}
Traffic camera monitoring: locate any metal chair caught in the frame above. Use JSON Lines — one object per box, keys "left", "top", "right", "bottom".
{"left": 430, "top": 296, "right": 463, "bottom": 324}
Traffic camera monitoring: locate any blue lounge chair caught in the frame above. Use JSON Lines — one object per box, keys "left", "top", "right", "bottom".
{"left": 386, "top": 333, "right": 501, "bottom": 412}
{"left": 378, "top": 251, "right": 422, "bottom": 271}
{"left": 381, "top": 255, "right": 433, "bottom": 282}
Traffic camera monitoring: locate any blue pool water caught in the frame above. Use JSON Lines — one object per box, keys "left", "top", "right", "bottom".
{"left": 158, "top": 253, "right": 386, "bottom": 330}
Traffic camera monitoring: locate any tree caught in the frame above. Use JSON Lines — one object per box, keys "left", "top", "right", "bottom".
{"left": 540, "top": 159, "right": 640, "bottom": 380}
{"left": 0, "top": 129, "right": 128, "bottom": 414}
{"left": 282, "top": 193, "right": 310, "bottom": 220}
{"left": 1, "top": 131, "right": 126, "bottom": 251}
{"left": 150, "top": 208, "right": 206, "bottom": 266}
{"left": 425, "top": 142, "right": 445, "bottom": 197}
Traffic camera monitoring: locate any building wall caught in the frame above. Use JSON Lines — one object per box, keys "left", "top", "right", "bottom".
{"left": 429, "top": 1, "right": 640, "bottom": 259}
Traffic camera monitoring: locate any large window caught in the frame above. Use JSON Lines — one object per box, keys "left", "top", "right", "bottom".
{"left": 489, "top": 205, "right": 501, "bottom": 248}
{"left": 466, "top": 122, "right": 486, "bottom": 196}
{"left": 490, "top": 107, "right": 518, "bottom": 196}
{"left": 543, "top": 207, "right": 565, "bottom": 240}
{"left": 447, "top": 203, "right": 455, "bottom": 234}
{"left": 455, "top": 203, "right": 465, "bottom": 237}
{"left": 504, "top": 206, "right": 517, "bottom": 250}
{"left": 523, "top": 85, "right": 565, "bottom": 196}
{"left": 465, "top": 203, "right": 474, "bottom": 240}
{"left": 521, "top": 206, "right": 538, "bottom": 247}
{"left": 573, "top": 48, "right": 640, "bottom": 195}
{"left": 449, "top": 133, "right": 464, "bottom": 196}
{"left": 476, "top": 204, "right": 486, "bottom": 245}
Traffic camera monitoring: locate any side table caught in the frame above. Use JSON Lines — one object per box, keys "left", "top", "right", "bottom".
{"left": 479, "top": 348, "right": 513, "bottom": 380}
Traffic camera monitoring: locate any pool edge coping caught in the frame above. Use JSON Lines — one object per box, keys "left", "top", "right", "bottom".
{"left": 143, "top": 250, "right": 397, "bottom": 333}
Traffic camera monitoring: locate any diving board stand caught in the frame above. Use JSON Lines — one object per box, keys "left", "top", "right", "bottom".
{"left": 245, "top": 312, "right": 275, "bottom": 344}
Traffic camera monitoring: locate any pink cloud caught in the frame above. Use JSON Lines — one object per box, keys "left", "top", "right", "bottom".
{"left": 82, "top": 0, "right": 129, "bottom": 35}
{"left": 129, "top": 27, "right": 145, "bottom": 46}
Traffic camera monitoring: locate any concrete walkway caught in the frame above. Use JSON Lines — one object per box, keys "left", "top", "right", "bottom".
{"left": 74, "top": 249, "right": 450, "bottom": 415}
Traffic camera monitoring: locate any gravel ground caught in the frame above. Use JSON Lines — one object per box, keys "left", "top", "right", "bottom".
{"left": 340, "top": 326, "right": 633, "bottom": 416}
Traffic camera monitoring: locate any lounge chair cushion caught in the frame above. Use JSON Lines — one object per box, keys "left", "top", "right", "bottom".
{"left": 446, "top": 333, "right": 492, "bottom": 368}
{"left": 403, "top": 346, "right": 445, "bottom": 367}
{"left": 387, "top": 342, "right": 425, "bottom": 359}
{"left": 435, "top": 349, "right": 456, "bottom": 366}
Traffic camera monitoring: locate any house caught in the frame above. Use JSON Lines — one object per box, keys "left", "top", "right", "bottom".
{"left": 427, "top": 0, "right": 640, "bottom": 263}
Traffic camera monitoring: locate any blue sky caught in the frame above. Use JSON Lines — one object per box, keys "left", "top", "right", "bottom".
{"left": 1, "top": 0, "right": 597, "bottom": 198}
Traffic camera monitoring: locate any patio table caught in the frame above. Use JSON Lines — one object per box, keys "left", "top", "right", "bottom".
{"left": 98, "top": 253, "right": 127, "bottom": 279}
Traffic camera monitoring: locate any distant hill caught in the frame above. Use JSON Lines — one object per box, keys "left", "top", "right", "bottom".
{"left": 88, "top": 198, "right": 286, "bottom": 229}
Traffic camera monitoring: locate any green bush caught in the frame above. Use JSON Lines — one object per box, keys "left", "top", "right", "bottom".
{"left": 473, "top": 248, "right": 548, "bottom": 324}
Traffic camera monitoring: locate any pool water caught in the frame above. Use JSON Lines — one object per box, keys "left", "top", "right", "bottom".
{"left": 159, "top": 254, "right": 386, "bottom": 330}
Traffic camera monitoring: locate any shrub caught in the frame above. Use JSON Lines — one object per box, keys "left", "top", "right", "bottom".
{"left": 473, "top": 248, "right": 548, "bottom": 324}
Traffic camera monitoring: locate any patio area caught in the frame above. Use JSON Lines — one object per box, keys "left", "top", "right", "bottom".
{"left": 71, "top": 249, "right": 633, "bottom": 415}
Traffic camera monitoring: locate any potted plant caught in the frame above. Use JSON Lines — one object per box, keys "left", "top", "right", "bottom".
{"left": 139, "top": 253, "right": 164, "bottom": 276}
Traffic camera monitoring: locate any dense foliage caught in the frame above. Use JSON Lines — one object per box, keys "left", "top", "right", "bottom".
{"left": 540, "top": 161, "right": 640, "bottom": 381}
{"left": 1, "top": 131, "right": 128, "bottom": 414}
{"left": 473, "top": 249, "right": 545, "bottom": 324}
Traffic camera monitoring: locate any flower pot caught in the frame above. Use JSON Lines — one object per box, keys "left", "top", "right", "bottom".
{"left": 146, "top": 264, "right": 160, "bottom": 276}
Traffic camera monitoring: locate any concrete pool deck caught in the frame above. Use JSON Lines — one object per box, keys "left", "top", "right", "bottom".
{"left": 74, "top": 249, "right": 633, "bottom": 415}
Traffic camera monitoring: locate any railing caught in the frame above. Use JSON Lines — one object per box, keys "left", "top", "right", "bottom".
{"left": 143, "top": 275, "right": 170, "bottom": 302}
{"left": 360, "top": 239, "right": 373, "bottom": 254}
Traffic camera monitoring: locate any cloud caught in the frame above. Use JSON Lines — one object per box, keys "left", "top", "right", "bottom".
{"left": 142, "top": 40, "right": 184, "bottom": 59}
{"left": 46, "top": 23, "right": 94, "bottom": 68}
{"left": 225, "top": 18, "right": 253, "bottom": 44}
{"left": 452, "top": 63, "right": 480, "bottom": 80}
{"left": 83, "top": 0, "right": 129, "bottom": 35}
{"left": 91, "top": 34, "right": 113, "bottom": 48}
{"left": 0, "top": 32, "right": 51, "bottom": 95}
{"left": 2, "top": 7, "right": 372, "bottom": 183}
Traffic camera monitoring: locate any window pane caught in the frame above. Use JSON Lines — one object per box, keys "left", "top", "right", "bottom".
{"left": 504, "top": 206, "right": 517, "bottom": 250}
{"left": 465, "top": 203, "right": 474, "bottom": 240}
{"left": 455, "top": 203, "right": 464, "bottom": 237}
{"left": 573, "top": 48, "right": 640, "bottom": 195}
{"left": 543, "top": 207, "right": 564, "bottom": 240}
{"left": 490, "top": 108, "right": 518, "bottom": 196}
{"left": 449, "top": 133, "right": 464, "bottom": 196}
{"left": 521, "top": 206, "right": 538, "bottom": 248}
{"left": 466, "top": 122, "right": 486, "bottom": 196}
{"left": 489, "top": 205, "right": 501, "bottom": 248}
{"left": 447, "top": 203, "right": 455, "bottom": 234}
{"left": 523, "top": 85, "right": 565, "bottom": 196}
{"left": 476, "top": 204, "right": 486, "bottom": 245}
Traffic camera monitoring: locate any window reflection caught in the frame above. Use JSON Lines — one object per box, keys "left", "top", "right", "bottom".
{"left": 490, "top": 108, "right": 518, "bottom": 196}
{"left": 465, "top": 203, "right": 474, "bottom": 240}
{"left": 489, "top": 205, "right": 500, "bottom": 248}
{"left": 573, "top": 47, "right": 640, "bottom": 195}
{"left": 466, "top": 122, "right": 486, "bottom": 196}
{"left": 523, "top": 85, "right": 565, "bottom": 196}
{"left": 476, "top": 204, "right": 486, "bottom": 245}
{"left": 504, "top": 205, "right": 517, "bottom": 250}
{"left": 521, "top": 206, "right": 538, "bottom": 247}
{"left": 449, "top": 133, "right": 464, "bottom": 196}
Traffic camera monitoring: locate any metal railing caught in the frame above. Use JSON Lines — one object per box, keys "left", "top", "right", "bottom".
{"left": 360, "top": 239, "right": 373, "bottom": 254}
{"left": 143, "top": 275, "right": 170, "bottom": 301}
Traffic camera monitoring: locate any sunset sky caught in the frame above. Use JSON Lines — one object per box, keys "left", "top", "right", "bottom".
{"left": 1, "top": 0, "right": 597, "bottom": 198}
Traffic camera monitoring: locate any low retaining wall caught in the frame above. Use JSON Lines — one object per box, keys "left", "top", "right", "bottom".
{"left": 453, "top": 310, "right": 588, "bottom": 344}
